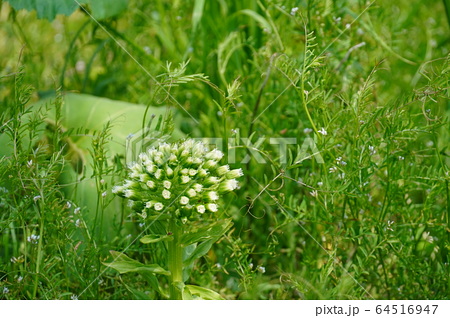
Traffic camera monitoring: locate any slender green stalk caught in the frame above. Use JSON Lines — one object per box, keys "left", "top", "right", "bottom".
{"left": 168, "top": 218, "right": 183, "bottom": 300}
{"left": 32, "top": 194, "right": 45, "bottom": 299}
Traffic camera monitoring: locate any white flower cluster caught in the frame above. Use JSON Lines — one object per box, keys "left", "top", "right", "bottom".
{"left": 113, "top": 139, "right": 243, "bottom": 221}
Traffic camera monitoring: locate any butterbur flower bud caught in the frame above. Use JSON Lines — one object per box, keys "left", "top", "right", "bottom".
{"left": 226, "top": 168, "right": 243, "bottom": 179}
{"left": 181, "top": 175, "right": 191, "bottom": 184}
{"left": 220, "top": 179, "right": 239, "bottom": 193}
{"left": 162, "top": 189, "right": 171, "bottom": 199}
{"left": 187, "top": 189, "right": 197, "bottom": 197}
{"left": 203, "top": 160, "right": 217, "bottom": 169}
{"left": 112, "top": 138, "right": 243, "bottom": 222}
{"left": 206, "top": 203, "right": 218, "bottom": 212}
{"left": 205, "top": 149, "right": 224, "bottom": 160}
{"left": 196, "top": 205, "right": 206, "bottom": 214}
{"left": 216, "top": 165, "right": 230, "bottom": 176}
{"left": 207, "top": 191, "right": 219, "bottom": 201}
{"left": 180, "top": 196, "right": 189, "bottom": 205}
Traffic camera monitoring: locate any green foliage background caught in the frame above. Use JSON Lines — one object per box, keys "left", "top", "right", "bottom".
{"left": 0, "top": 0, "right": 449, "bottom": 299}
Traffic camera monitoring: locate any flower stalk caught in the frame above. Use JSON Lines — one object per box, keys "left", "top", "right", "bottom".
{"left": 168, "top": 218, "right": 183, "bottom": 300}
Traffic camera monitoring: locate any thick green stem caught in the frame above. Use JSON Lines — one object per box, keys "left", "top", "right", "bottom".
{"left": 168, "top": 218, "right": 183, "bottom": 300}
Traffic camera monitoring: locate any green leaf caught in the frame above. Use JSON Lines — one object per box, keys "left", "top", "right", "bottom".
{"left": 185, "top": 285, "right": 224, "bottom": 300}
{"left": 5, "top": 0, "right": 128, "bottom": 21}
{"left": 5, "top": 0, "right": 78, "bottom": 20}
{"left": 140, "top": 234, "right": 174, "bottom": 244}
{"left": 103, "top": 251, "right": 170, "bottom": 276}
{"left": 87, "top": 0, "right": 128, "bottom": 20}
{"left": 180, "top": 219, "right": 233, "bottom": 247}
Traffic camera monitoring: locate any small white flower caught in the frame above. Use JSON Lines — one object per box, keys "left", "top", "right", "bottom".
{"left": 181, "top": 175, "right": 191, "bottom": 184}
{"left": 338, "top": 172, "right": 346, "bottom": 179}
{"left": 188, "top": 169, "right": 197, "bottom": 176}
{"left": 303, "top": 128, "right": 313, "bottom": 134}
{"left": 3, "top": 287, "right": 9, "bottom": 294}
{"left": 206, "top": 203, "right": 218, "bottom": 212}
{"left": 154, "top": 202, "right": 164, "bottom": 211}
{"left": 310, "top": 190, "right": 318, "bottom": 197}
{"left": 124, "top": 189, "right": 134, "bottom": 198}
{"left": 27, "top": 234, "right": 40, "bottom": 244}
{"left": 368, "top": 145, "right": 376, "bottom": 155}
{"left": 193, "top": 184, "right": 203, "bottom": 192}
{"left": 74, "top": 207, "right": 81, "bottom": 214}
{"left": 33, "top": 195, "right": 41, "bottom": 202}
{"left": 101, "top": 191, "right": 107, "bottom": 198}
{"left": 66, "top": 202, "right": 72, "bottom": 209}
{"left": 226, "top": 168, "right": 244, "bottom": 179}
{"left": 216, "top": 165, "right": 230, "bottom": 176}
{"left": 290, "top": 7, "right": 299, "bottom": 15}
{"left": 317, "top": 182, "right": 323, "bottom": 187}
{"left": 75, "top": 219, "right": 82, "bottom": 228}
{"left": 345, "top": 23, "right": 351, "bottom": 29}
{"left": 17, "top": 276, "right": 23, "bottom": 283}
{"left": 163, "top": 180, "right": 172, "bottom": 189}
{"left": 146, "top": 181, "right": 155, "bottom": 189}
{"left": 329, "top": 166, "right": 338, "bottom": 173}
{"left": 398, "top": 156, "right": 405, "bottom": 161}
{"left": 257, "top": 266, "right": 266, "bottom": 273}
{"left": 100, "top": 179, "right": 105, "bottom": 185}
{"left": 196, "top": 205, "right": 206, "bottom": 214}
{"left": 145, "top": 201, "right": 153, "bottom": 209}
{"left": 205, "top": 149, "right": 224, "bottom": 160}
{"left": 112, "top": 186, "right": 122, "bottom": 194}
{"left": 180, "top": 196, "right": 189, "bottom": 205}
{"left": 162, "top": 189, "right": 171, "bottom": 199}
{"left": 166, "top": 166, "right": 174, "bottom": 176}
{"left": 154, "top": 169, "right": 162, "bottom": 179}
{"left": 27, "top": 160, "right": 33, "bottom": 167}
{"left": 220, "top": 179, "right": 239, "bottom": 192}
{"left": 187, "top": 189, "right": 197, "bottom": 198}
{"left": 318, "top": 128, "right": 327, "bottom": 136}
{"left": 207, "top": 191, "right": 219, "bottom": 201}
{"left": 139, "top": 222, "right": 145, "bottom": 228}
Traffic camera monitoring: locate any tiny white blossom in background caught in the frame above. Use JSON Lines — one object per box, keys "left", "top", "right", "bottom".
{"left": 303, "top": 128, "right": 313, "bottom": 134}
{"left": 74, "top": 207, "right": 81, "bottom": 214}
{"left": 398, "top": 156, "right": 405, "bottom": 161}
{"left": 17, "top": 276, "right": 23, "bottom": 283}
{"left": 317, "top": 182, "right": 323, "bottom": 187}
{"left": 71, "top": 294, "right": 78, "bottom": 300}
{"left": 102, "top": 191, "right": 107, "bottom": 198}
{"left": 329, "top": 166, "right": 338, "bottom": 173}
{"left": 318, "top": 128, "right": 327, "bottom": 136}
{"left": 33, "top": 195, "right": 41, "bottom": 202}
{"left": 257, "top": 266, "right": 266, "bottom": 274}
{"left": 368, "top": 145, "right": 376, "bottom": 155}
{"left": 3, "top": 287, "right": 9, "bottom": 294}
{"left": 75, "top": 219, "right": 82, "bottom": 228}
{"left": 336, "top": 157, "right": 347, "bottom": 166}
{"left": 65, "top": 201, "right": 72, "bottom": 209}
{"left": 310, "top": 190, "right": 318, "bottom": 197}
{"left": 27, "top": 160, "right": 33, "bottom": 168}
{"left": 27, "top": 234, "right": 40, "bottom": 244}
{"left": 387, "top": 220, "right": 394, "bottom": 231}
{"left": 290, "top": 7, "right": 299, "bottom": 15}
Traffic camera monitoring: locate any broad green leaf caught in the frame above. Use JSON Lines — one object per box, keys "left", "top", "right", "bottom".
{"left": 185, "top": 285, "right": 224, "bottom": 300}
{"left": 103, "top": 251, "right": 170, "bottom": 276}
{"left": 5, "top": 0, "right": 128, "bottom": 21}
{"left": 180, "top": 219, "right": 233, "bottom": 247}
{"left": 140, "top": 234, "right": 174, "bottom": 244}
{"left": 182, "top": 244, "right": 197, "bottom": 282}
{"left": 87, "top": 0, "right": 128, "bottom": 20}
{"left": 5, "top": 0, "right": 78, "bottom": 20}
{"left": 183, "top": 240, "right": 215, "bottom": 268}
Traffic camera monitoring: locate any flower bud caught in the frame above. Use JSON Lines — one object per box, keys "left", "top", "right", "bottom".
{"left": 226, "top": 168, "right": 243, "bottom": 179}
